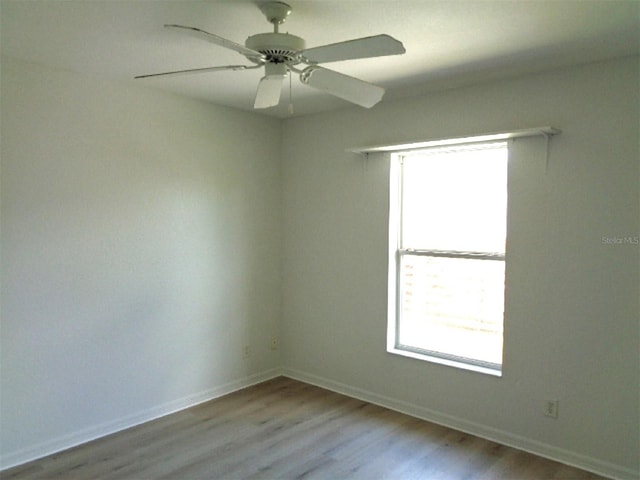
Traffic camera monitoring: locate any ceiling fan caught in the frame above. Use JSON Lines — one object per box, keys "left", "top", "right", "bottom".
{"left": 135, "top": 1, "right": 406, "bottom": 109}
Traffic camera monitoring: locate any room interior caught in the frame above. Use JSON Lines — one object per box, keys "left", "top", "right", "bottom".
{"left": 1, "top": 1, "right": 639, "bottom": 479}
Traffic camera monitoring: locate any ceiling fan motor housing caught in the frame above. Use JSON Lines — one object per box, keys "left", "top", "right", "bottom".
{"left": 245, "top": 33, "right": 305, "bottom": 64}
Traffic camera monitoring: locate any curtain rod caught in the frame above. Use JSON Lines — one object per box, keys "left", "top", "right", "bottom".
{"left": 347, "top": 126, "right": 561, "bottom": 154}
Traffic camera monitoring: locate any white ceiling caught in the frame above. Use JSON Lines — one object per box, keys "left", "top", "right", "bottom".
{"left": 2, "top": 0, "right": 639, "bottom": 118}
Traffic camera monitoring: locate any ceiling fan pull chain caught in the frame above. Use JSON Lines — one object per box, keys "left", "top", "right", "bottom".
{"left": 288, "top": 70, "right": 294, "bottom": 115}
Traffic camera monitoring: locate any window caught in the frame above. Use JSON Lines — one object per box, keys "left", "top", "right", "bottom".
{"left": 387, "top": 141, "right": 508, "bottom": 376}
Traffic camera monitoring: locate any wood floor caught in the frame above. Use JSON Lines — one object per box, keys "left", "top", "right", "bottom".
{"left": 2, "top": 376, "right": 608, "bottom": 480}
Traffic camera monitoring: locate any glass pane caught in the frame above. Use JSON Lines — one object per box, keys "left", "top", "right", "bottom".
{"left": 401, "top": 143, "right": 507, "bottom": 252}
{"left": 398, "top": 254, "right": 504, "bottom": 365}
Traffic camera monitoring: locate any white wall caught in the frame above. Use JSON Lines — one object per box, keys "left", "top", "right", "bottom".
{"left": 0, "top": 57, "right": 282, "bottom": 467}
{"left": 2, "top": 54, "right": 638, "bottom": 479}
{"left": 281, "top": 56, "right": 639, "bottom": 479}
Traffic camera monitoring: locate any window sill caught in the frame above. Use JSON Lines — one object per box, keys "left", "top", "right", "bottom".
{"left": 387, "top": 346, "right": 502, "bottom": 377}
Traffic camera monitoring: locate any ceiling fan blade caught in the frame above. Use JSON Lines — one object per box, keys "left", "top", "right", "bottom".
{"left": 164, "top": 24, "right": 266, "bottom": 62}
{"left": 300, "top": 34, "right": 405, "bottom": 64}
{"left": 299, "top": 66, "right": 385, "bottom": 108}
{"left": 135, "top": 64, "right": 261, "bottom": 79}
{"left": 254, "top": 75, "right": 285, "bottom": 109}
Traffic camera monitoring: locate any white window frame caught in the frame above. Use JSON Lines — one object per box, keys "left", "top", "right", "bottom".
{"left": 386, "top": 143, "right": 508, "bottom": 377}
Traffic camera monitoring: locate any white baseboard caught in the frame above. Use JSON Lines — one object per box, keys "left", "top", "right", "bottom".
{"left": 0, "top": 368, "right": 280, "bottom": 471}
{"left": 282, "top": 368, "right": 639, "bottom": 480}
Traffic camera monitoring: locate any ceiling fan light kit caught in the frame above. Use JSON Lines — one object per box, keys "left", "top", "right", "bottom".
{"left": 136, "top": 2, "right": 406, "bottom": 110}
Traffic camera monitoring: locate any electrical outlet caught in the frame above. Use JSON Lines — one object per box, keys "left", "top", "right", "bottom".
{"left": 243, "top": 345, "right": 251, "bottom": 359}
{"left": 544, "top": 399, "right": 559, "bottom": 419}
{"left": 270, "top": 336, "right": 279, "bottom": 350}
